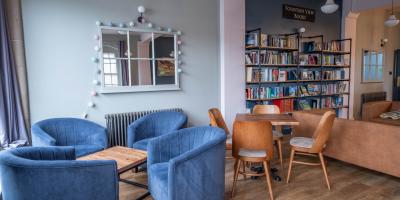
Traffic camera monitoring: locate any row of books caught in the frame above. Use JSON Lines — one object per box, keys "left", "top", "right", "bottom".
{"left": 249, "top": 97, "right": 345, "bottom": 112}
{"left": 323, "top": 70, "right": 346, "bottom": 80}
{"left": 261, "top": 34, "right": 297, "bottom": 49}
{"left": 245, "top": 32, "right": 297, "bottom": 48}
{"left": 245, "top": 51, "right": 258, "bottom": 65}
{"left": 298, "top": 84, "right": 320, "bottom": 96}
{"left": 246, "top": 86, "right": 297, "bottom": 99}
{"left": 302, "top": 41, "right": 346, "bottom": 53}
{"left": 322, "top": 55, "right": 343, "bottom": 65}
{"left": 246, "top": 68, "right": 298, "bottom": 82}
{"left": 321, "top": 96, "right": 344, "bottom": 108}
{"left": 259, "top": 51, "right": 297, "bottom": 65}
{"left": 299, "top": 54, "right": 320, "bottom": 65}
{"left": 321, "top": 83, "right": 347, "bottom": 94}
{"left": 323, "top": 41, "right": 343, "bottom": 52}
{"left": 246, "top": 68, "right": 347, "bottom": 83}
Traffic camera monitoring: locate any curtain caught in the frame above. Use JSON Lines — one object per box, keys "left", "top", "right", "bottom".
{"left": 0, "top": 0, "right": 28, "bottom": 148}
{"left": 119, "top": 41, "right": 129, "bottom": 86}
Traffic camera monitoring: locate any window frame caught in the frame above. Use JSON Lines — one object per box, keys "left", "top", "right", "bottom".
{"left": 361, "top": 49, "right": 384, "bottom": 83}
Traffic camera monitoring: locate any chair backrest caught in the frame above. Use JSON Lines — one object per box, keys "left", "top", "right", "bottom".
{"left": 133, "top": 111, "right": 187, "bottom": 138}
{"left": 253, "top": 105, "right": 280, "bottom": 114}
{"left": 232, "top": 120, "right": 274, "bottom": 160}
{"left": 32, "top": 118, "right": 106, "bottom": 146}
{"left": 310, "top": 111, "right": 336, "bottom": 153}
{"left": 208, "top": 108, "right": 230, "bottom": 135}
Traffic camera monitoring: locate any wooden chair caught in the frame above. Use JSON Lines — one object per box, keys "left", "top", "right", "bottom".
{"left": 208, "top": 108, "right": 232, "bottom": 151}
{"left": 286, "top": 111, "right": 336, "bottom": 190}
{"left": 252, "top": 105, "right": 285, "bottom": 178}
{"left": 231, "top": 120, "right": 275, "bottom": 200}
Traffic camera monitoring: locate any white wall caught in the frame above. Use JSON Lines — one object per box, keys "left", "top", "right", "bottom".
{"left": 22, "top": 0, "right": 220, "bottom": 126}
{"left": 220, "top": 0, "right": 246, "bottom": 129}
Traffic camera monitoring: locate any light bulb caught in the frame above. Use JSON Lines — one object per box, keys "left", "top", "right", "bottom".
{"left": 321, "top": 0, "right": 339, "bottom": 14}
{"left": 138, "top": 6, "right": 146, "bottom": 13}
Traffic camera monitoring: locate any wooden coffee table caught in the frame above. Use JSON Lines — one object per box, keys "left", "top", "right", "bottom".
{"left": 79, "top": 146, "right": 149, "bottom": 200}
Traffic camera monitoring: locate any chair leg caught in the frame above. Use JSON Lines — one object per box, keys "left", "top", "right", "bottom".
{"left": 277, "top": 139, "right": 285, "bottom": 179}
{"left": 241, "top": 160, "right": 247, "bottom": 180}
{"left": 263, "top": 161, "right": 274, "bottom": 200}
{"left": 231, "top": 158, "right": 241, "bottom": 197}
{"left": 319, "top": 152, "right": 331, "bottom": 191}
{"left": 286, "top": 149, "right": 295, "bottom": 184}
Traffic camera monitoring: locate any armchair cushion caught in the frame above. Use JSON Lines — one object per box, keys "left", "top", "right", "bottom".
{"left": 131, "top": 138, "right": 151, "bottom": 151}
{"left": 127, "top": 111, "right": 187, "bottom": 150}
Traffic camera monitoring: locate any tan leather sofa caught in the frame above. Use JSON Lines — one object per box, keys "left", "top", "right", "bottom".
{"left": 292, "top": 111, "right": 400, "bottom": 178}
{"left": 361, "top": 101, "right": 400, "bottom": 126}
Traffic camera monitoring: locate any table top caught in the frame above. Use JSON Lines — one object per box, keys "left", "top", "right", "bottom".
{"left": 235, "top": 113, "right": 300, "bottom": 126}
{"left": 78, "top": 146, "right": 147, "bottom": 174}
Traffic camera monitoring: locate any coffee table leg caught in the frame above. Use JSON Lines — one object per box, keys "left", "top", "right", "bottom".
{"left": 119, "top": 178, "right": 150, "bottom": 199}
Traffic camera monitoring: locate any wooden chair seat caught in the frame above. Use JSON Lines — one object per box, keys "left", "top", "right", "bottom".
{"left": 290, "top": 137, "right": 314, "bottom": 148}
{"left": 239, "top": 148, "right": 267, "bottom": 158}
{"left": 272, "top": 130, "right": 283, "bottom": 139}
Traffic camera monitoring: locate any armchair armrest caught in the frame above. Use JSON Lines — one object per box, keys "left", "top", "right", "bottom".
{"left": 168, "top": 137, "right": 226, "bottom": 200}
{"left": 31, "top": 126, "right": 56, "bottom": 146}
{"left": 127, "top": 119, "right": 150, "bottom": 148}
{"left": 362, "top": 101, "right": 392, "bottom": 121}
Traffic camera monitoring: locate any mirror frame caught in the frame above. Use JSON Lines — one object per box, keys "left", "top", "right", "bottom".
{"left": 98, "top": 26, "right": 180, "bottom": 93}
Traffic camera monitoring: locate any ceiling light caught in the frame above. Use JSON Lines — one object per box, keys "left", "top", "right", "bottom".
{"left": 385, "top": 0, "right": 399, "bottom": 27}
{"left": 321, "top": 0, "right": 339, "bottom": 14}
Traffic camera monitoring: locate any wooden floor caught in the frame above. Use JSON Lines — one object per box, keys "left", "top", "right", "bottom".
{"left": 119, "top": 137, "right": 400, "bottom": 200}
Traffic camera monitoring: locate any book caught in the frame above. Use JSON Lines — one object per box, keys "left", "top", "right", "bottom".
{"left": 278, "top": 71, "right": 287, "bottom": 81}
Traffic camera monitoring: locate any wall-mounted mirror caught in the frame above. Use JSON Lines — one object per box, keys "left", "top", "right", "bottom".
{"left": 100, "top": 27, "right": 179, "bottom": 93}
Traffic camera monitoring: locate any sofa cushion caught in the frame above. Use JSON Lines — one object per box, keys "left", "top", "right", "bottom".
{"left": 74, "top": 145, "right": 104, "bottom": 157}
{"left": 380, "top": 111, "right": 400, "bottom": 120}
{"left": 149, "top": 162, "right": 169, "bottom": 199}
{"left": 132, "top": 138, "right": 151, "bottom": 151}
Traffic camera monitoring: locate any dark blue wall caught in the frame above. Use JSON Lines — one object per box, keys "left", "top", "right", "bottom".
{"left": 246, "top": 0, "right": 342, "bottom": 41}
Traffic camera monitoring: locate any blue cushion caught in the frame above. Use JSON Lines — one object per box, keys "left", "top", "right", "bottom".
{"left": 149, "top": 162, "right": 169, "bottom": 200}
{"left": 74, "top": 144, "right": 105, "bottom": 157}
{"left": 131, "top": 138, "right": 150, "bottom": 151}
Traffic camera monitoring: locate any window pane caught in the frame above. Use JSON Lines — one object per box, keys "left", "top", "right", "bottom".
{"left": 129, "top": 31, "right": 152, "bottom": 59}
{"left": 104, "top": 75, "right": 112, "bottom": 85}
{"left": 153, "top": 33, "right": 175, "bottom": 59}
{"left": 104, "top": 63, "right": 111, "bottom": 73}
{"left": 377, "top": 66, "right": 383, "bottom": 81}
{"left": 363, "top": 53, "right": 369, "bottom": 65}
{"left": 370, "top": 52, "right": 377, "bottom": 65}
{"left": 111, "top": 75, "right": 118, "bottom": 85}
{"left": 363, "top": 65, "right": 369, "bottom": 81}
{"left": 110, "top": 63, "right": 117, "bottom": 73}
{"left": 378, "top": 52, "right": 383, "bottom": 65}
{"left": 155, "top": 60, "right": 175, "bottom": 85}
{"left": 369, "top": 66, "right": 376, "bottom": 81}
{"left": 102, "top": 29, "right": 128, "bottom": 59}
{"left": 130, "top": 59, "right": 153, "bottom": 86}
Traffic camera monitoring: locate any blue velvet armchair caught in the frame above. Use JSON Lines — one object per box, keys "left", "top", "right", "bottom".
{"left": 0, "top": 147, "right": 118, "bottom": 200}
{"left": 147, "top": 126, "right": 226, "bottom": 200}
{"left": 127, "top": 111, "right": 187, "bottom": 151}
{"left": 31, "top": 118, "right": 108, "bottom": 157}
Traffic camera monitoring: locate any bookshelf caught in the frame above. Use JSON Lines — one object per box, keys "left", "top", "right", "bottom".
{"left": 245, "top": 28, "right": 352, "bottom": 118}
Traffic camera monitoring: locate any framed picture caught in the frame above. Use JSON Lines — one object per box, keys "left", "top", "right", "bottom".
{"left": 157, "top": 60, "right": 175, "bottom": 76}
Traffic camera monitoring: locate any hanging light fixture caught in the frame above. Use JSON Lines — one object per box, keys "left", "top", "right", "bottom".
{"left": 385, "top": 0, "right": 399, "bottom": 27}
{"left": 321, "top": 0, "right": 339, "bottom": 14}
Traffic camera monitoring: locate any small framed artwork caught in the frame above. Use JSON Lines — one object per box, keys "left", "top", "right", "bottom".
{"left": 157, "top": 60, "right": 175, "bottom": 76}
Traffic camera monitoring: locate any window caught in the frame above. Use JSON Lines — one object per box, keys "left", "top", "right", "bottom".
{"left": 362, "top": 50, "right": 383, "bottom": 83}
{"left": 103, "top": 53, "right": 119, "bottom": 87}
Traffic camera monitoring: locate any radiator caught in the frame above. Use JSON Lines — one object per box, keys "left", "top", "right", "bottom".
{"left": 105, "top": 108, "right": 183, "bottom": 147}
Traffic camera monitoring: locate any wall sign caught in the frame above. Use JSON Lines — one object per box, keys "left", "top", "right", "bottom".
{"left": 282, "top": 4, "right": 315, "bottom": 22}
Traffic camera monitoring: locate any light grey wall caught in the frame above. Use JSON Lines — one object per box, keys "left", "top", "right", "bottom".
{"left": 22, "top": 0, "right": 220, "bottom": 126}
{"left": 246, "top": 0, "right": 342, "bottom": 41}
